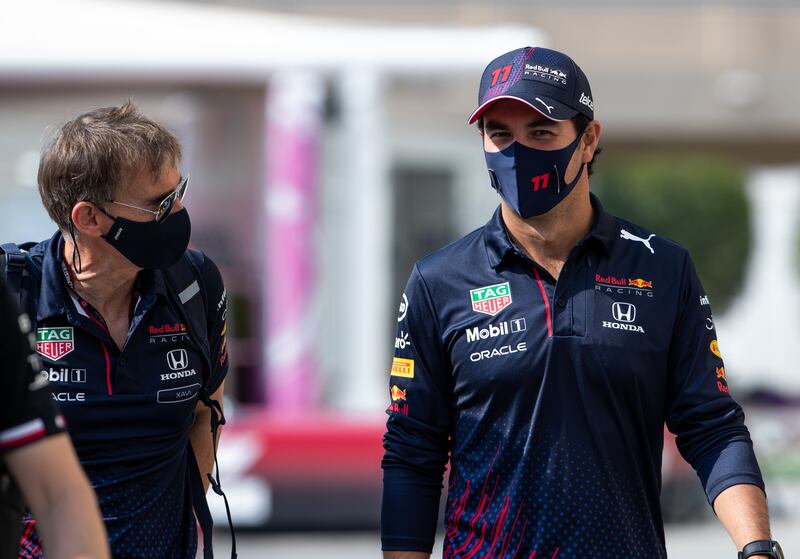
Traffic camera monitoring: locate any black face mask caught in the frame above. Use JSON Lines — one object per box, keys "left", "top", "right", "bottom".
{"left": 100, "top": 208, "right": 191, "bottom": 270}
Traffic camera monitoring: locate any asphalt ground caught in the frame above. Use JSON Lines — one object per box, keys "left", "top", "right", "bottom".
{"left": 212, "top": 520, "right": 800, "bottom": 558}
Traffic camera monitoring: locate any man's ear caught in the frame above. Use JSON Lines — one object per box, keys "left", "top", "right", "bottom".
{"left": 581, "top": 119, "right": 602, "bottom": 163}
{"left": 71, "top": 201, "right": 109, "bottom": 239}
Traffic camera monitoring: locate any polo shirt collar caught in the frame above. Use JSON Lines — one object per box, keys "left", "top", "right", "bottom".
{"left": 589, "top": 194, "right": 617, "bottom": 255}
{"left": 37, "top": 231, "right": 70, "bottom": 321}
{"left": 483, "top": 193, "right": 617, "bottom": 269}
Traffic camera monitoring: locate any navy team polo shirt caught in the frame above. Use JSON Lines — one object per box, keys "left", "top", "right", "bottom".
{"left": 18, "top": 232, "right": 228, "bottom": 559}
{"left": 382, "top": 194, "right": 764, "bottom": 559}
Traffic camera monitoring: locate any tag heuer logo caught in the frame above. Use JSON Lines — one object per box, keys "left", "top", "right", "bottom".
{"left": 470, "top": 282, "right": 512, "bottom": 316}
{"left": 36, "top": 327, "right": 75, "bottom": 361}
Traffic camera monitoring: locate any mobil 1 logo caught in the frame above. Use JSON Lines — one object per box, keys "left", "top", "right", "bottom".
{"left": 466, "top": 317, "right": 526, "bottom": 343}
{"left": 40, "top": 367, "right": 87, "bottom": 383}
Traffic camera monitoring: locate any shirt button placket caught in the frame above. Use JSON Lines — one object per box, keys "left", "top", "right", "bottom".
{"left": 554, "top": 260, "right": 573, "bottom": 335}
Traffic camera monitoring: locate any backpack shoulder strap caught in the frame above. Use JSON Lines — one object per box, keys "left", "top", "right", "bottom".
{"left": 164, "top": 250, "right": 210, "bottom": 382}
{"left": 182, "top": 249, "right": 209, "bottom": 332}
{"left": 0, "top": 242, "right": 41, "bottom": 319}
{"left": 162, "top": 250, "right": 237, "bottom": 559}
{"left": 1, "top": 243, "right": 27, "bottom": 292}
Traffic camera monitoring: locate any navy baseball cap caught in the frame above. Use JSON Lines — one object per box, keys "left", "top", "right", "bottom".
{"left": 468, "top": 46, "right": 594, "bottom": 124}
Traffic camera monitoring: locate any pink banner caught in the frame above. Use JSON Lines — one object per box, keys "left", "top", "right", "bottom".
{"left": 262, "top": 74, "right": 324, "bottom": 409}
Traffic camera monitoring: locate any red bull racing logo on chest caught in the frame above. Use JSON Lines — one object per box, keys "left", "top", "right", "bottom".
{"left": 36, "top": 327, "right": 75, "bottom": 361}
{"left": 470, "top": 282, "right": 513, "bottom": 316}
{"left": 595, "top": 274, "right": 655, "bottom": 298}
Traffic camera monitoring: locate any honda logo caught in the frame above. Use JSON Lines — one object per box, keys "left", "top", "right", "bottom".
{"left": 166, "top": 349, "right": 189, "bottom": 371}
{"left": 612, "top": 302, "right": 636, "bottom": 323}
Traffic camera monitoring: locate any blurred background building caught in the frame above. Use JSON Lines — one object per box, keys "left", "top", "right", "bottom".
{"left": 1, "top": 0, "right": 799, "bottom": 555}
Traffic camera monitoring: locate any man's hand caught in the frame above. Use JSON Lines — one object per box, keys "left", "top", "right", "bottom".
{"left": 713, "top": 483, "right": 772, "bottom": 557}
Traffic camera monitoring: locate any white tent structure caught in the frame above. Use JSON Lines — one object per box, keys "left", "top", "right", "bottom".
{"left": 2, "top": 0, "right": 539, "bottom": 79}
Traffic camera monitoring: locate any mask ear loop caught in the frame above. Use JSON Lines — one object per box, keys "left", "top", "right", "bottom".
{"left": 554, "top": 165, "right": 561, "bottom": 194}
{"left": 68, "top": 220, "right": 83, "bottom": 275}
{"left": 488, "top": 169, "right": 500, "bottom": 192}
{"left": 559, "top": 129, "right": 588, "bottom": 193}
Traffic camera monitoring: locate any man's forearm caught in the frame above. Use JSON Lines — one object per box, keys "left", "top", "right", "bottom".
{"left": 36, "top": 486, "right": 109, "bottom": 559}
{"left": 714, "top": 483, "right": 771, "bottom": 554}
{"left": 384, "top": 552, "right": 430, "bottom": 559}
{"left": 189, "top": 384, "right": 225, "bottom": 493}
{"left": 7, "top": 434, "right": 109, "bottom": 559}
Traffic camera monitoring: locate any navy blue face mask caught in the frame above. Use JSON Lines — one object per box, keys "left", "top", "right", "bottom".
{"left": 485, "top": 131, "right": 585, "bottom": 218}
{"left": 100, "top": 208, "right": 191, "bottom": 270}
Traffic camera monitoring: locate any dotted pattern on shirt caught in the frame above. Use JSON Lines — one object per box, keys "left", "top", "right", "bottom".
{"left": 442, "top": 416, "right": 666, "bottom": 559}
{"left": 19, "top": 461, "right": 197, "bottom": 559}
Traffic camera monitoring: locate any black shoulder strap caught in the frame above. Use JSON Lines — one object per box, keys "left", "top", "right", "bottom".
{"left": 166, "top": 250, "right": 210, "bottom": 380}
{"left": 163, "top": 251, "right": 236, "bottom": 559}
{"left": 0, "top": 242, "right": 41, "bottom": 319}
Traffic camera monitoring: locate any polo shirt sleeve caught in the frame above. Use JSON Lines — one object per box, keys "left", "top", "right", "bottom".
{"left": 665, "top": 251, "right": 764, "bottom": 506}
{"left": 0, "top": 277, "right": 64, "bottom": 453}
{"left": 199, "top": 256, "right": 229, "bottom": 394}
{"left": 381, "top": 263, "right": 453, "bottom": 553}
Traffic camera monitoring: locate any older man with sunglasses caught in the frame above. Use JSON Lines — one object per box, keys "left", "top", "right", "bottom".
{"left": 1, "top": 101, "right": 229, "bottom": 559}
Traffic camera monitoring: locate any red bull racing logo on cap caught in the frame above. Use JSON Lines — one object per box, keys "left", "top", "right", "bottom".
{"left": 36, "top": 327, "right": 75, "bottom": 361}
{"left": 470, "top": 282, "right": 513, "bottom": 316}
{"left": 523, "top": 63, "right": 569, "bottom": 89}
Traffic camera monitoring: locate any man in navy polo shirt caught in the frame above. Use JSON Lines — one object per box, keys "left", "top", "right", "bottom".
{"left": 5, "top": 101, "right": 229, "bottom": 558}
{"left": 381, "top": 47, "right": 781, "bottom": 559}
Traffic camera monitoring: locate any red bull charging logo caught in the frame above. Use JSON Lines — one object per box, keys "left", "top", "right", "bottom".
{"left": 628, "top": 278, "right": 653, "bottom": 289}
{"left": 391, "top": 385, "right": 407, "bottom": 402}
